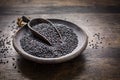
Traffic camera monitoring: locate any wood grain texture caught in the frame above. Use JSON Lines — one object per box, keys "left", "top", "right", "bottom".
{"left": 0, "top": 0, "right": 120, "bottom": 80}
{"left": 0, "top": 0, "right": 120, "bottom": 7}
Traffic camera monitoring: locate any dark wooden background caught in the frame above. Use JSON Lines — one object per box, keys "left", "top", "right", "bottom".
{"left": 0, "top": 0, "right": 120, "bottom": 80}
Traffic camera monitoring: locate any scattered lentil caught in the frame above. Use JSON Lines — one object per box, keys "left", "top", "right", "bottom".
{"left": 12, "top": 58, "right": 15, "bottom": 61}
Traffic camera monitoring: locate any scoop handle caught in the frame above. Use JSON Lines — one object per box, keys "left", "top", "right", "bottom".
{"left": 17, "top": 16, "right": 30, "bottom": 27}
{"left": 22, "top": 16, "right": 30, "bottom": 23}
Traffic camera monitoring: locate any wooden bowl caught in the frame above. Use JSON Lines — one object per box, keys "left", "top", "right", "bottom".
{"left": 13, "top": 19, "right": 88, "bottom": 64}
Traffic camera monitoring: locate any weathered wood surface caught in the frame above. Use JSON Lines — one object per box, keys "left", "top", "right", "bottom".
{"left": 0, "top": 0, "right": 120, "bottom": 80}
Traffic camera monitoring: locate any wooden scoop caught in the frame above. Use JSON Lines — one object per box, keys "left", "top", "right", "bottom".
{"left": 17, "top": 16, "right": 62, "bottom": 46}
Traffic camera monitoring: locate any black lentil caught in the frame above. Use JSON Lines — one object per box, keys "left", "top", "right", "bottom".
{"left": 18, "top": 70, "right": 21, "bottom": 73}
{"left": 20, "top": 23, "right": 78, "bottom": 58}
{"left": 108, "top": 43, "right": 111, "bottom": 45}
{"left": 17, "top": 59, "right": 20, "bottom": 61}
{"left": 12, "top": 58, "right": 15, "bottom": 61}
{"left": 12, "top": 63, "right": 15, "bottom": 66}
{"left": 6, "top": 61, "right": 9, "bottom": 63}
{"left": 6, "top": 41, "right": 11, "bottom": 45}
{"left": 12, "top": 20, "right": 15, "bottom": 23}
{"left": 14, "top": 66, "right": 17, "bottom": 69}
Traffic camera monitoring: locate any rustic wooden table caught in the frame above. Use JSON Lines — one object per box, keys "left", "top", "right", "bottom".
{"left": 0, "top": 0, "right": 120, "bottom": 80}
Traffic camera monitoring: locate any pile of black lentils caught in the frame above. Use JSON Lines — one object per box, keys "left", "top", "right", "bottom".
{"left": 20, "top": 23, "right": 78, "bottom": 58}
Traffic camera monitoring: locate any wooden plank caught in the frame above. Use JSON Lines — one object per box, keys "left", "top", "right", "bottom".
{"left": 0, "top": 13, "right": 120, "bottom": 80}
{"left": 0, "top": 0, "right": 120, "bottom": 7}
{"left": 0, "top": 6, "right": 120, "bottom": 15}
